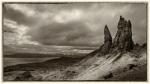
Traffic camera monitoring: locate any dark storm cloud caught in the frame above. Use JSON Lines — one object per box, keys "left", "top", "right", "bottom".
{"left": 3, "top": 4, "right": 37, "bottom": 26}
{"left": 3, "top": 3, "right": 147, "bottom": 46}
{"left": 28, "top": 21, "right": 98, "bottom": 46}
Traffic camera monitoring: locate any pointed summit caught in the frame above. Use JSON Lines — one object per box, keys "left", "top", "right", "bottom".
{"left": 104, "top": 25, "right": 112, "bottom": 43}
{"left": 98, "top": 16, "right": 134, "bottom": 56}
{"left": 127, "top": 20, "right": 132, "bottom": 28}
{"left": 120, "top": 16, "right": 124, "bottom": 21}
{"left": 113, "top": 16, "right": 134, "bottom": 51}
{"left": 99, "top": 25, "right": 112, "bottom": 55}
{"left": 118, "top": 16, "right": 126, "bottom": 29}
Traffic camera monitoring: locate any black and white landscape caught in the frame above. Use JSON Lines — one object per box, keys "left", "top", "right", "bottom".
{"left": 3, "top": 2, "right": 147, "bottom": 81}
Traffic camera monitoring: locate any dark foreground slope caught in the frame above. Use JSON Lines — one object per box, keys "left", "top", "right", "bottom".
{"left": 3, "top": 46, "right": 147, "bottom": 81}
{"left": 4, "top": 56, "right": 85, "bottom": 80}
{"left": 110, "top": 64, "right": 147, "bottom": 81}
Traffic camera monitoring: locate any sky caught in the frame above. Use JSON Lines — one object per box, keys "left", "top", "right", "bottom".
{"left": 3, "top": 3, "right": 147, "bottom": 47}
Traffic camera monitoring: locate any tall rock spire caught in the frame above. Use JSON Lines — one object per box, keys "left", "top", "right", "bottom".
{"left": 98, "top": 16, "right": 134, "bottom": 56}
{"left": 104, "top": 25, "right": 112, "bottom": 43}
{"left": 112, "top": 16, "right": 134, "bottom": 51}
{"left": 99, "top": 25, "right": 112, "bottom": 55}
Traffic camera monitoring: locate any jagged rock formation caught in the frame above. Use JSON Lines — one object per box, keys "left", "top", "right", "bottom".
{"left": 99, "top": 16, "right": 134, "bottom": 55}
{"left": 112, "top": 16, "right": 134, "bottom": 51}
{"left": 99, "top": 25, "right": 112, "bottom": 55}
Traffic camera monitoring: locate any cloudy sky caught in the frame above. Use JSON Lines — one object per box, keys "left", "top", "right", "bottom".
{"left": 3, "top": 3, "right": 147, "bottom": 47}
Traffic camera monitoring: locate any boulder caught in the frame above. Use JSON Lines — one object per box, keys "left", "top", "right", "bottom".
{"left": 14, "top": 71, "right": 34, "bottom": 81}
{"left": 103, "top": 72, "right": 113, "bottom": 79}
{"left": 127, "top": 64, "right": 137, "bottom": 70}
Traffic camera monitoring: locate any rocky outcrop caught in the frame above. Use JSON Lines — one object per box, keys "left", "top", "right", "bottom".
{"left": 103, "top": 72, "right": 113, "bottom": 79}
{"left": 14, "top": 71, "right": 35, "bottom": 81}
{"left": 112, "top": 16, "right": 134, "bottom": 51}
{"left": 99, "top": 16, "right": 134, "bottom": 56}
{"left": 99, "top": 25, "right": 112, "bottom": 55}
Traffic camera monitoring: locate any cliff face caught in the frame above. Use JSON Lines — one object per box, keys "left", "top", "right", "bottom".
{"left": 99, "top": 16, "right": 134, "bottom": 55}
